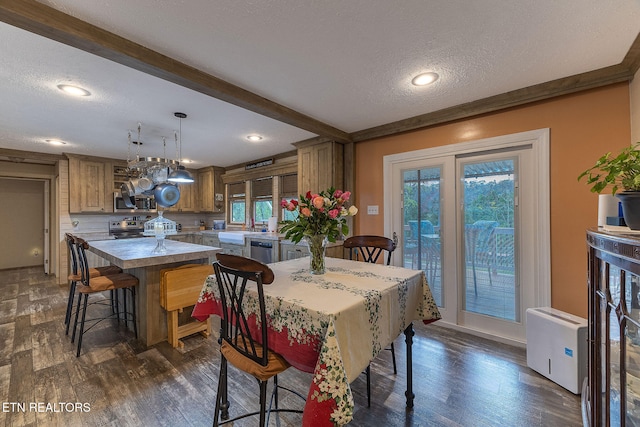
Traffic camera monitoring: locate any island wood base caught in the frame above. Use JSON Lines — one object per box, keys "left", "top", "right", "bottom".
{"left": 126, "top": 258, "right": 213, "bottom": 346}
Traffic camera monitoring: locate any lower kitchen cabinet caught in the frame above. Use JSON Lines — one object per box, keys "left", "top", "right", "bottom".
{"left": 280, "top": 241, "right": 309, "bottom": 261}
{"left": 280, "top": 240, "right": 344, "bottom": 261}
{"left": 202, "top": 234, "right": 220, "bottom": 247}
{"left": 219, "top": 242, "right": 245, "bottom": 256}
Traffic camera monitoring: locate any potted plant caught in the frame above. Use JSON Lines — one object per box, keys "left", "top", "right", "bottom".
{"left": 578, "top": 142, "right": 640, "bottom": 229}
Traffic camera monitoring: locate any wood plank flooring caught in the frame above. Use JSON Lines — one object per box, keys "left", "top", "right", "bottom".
{"left": 0, "top": 267, "right": 583, "bottom": 426}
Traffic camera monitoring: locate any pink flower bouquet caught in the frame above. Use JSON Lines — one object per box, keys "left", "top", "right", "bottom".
{"left": 280, "top": 187, "right": 358, "bottom": 243}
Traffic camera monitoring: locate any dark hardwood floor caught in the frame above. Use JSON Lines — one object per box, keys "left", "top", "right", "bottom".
{"left": 0, "top": 267, "right": 583, "bottom": 426}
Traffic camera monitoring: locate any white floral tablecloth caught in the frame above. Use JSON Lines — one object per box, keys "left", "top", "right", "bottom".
{"left": 192, "top": 256, "right": 441, "bottom": 426}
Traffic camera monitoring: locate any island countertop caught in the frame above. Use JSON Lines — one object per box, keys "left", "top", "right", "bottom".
{"left": 86, "top": 237, "right": 221, "bottom": 346}
{"left": 88, "top": 237, "right": 221, "bottom": 269}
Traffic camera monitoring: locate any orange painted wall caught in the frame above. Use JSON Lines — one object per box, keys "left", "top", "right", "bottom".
{"left": 354, "top": 83, "right": 631, "bottom": 318}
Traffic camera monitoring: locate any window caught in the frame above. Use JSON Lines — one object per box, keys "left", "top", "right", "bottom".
{"left": 228, "top": 181, "right": 246, "bottom": 224}
{"left": 280, "top": 174, "right": 298, "bottom": 221}
{"left": 252, "top": 177, "right": 273, "bottom": 224}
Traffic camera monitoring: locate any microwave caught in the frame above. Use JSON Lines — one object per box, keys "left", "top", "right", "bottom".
{"left": 114, "top": 193, "right": 157, "bottom": 212}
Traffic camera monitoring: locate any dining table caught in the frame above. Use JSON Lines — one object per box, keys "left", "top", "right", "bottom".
{"left": 192, "top": 256, "right": 441, "bottom": 426}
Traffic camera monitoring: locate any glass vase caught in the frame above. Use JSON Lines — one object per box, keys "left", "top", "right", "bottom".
{"left": 305, "top": 235, "right": 327, "bottom": 275}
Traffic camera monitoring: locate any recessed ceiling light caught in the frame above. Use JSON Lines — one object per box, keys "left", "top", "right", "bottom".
{"left": 246, "top": 134, "right": 263, "bottom": 142}
{"left": 45, "top": 139, "right": 66, "bottom": 145}
{"left": 181, "top": 159, "right": 193, "bottom": 164}
{"left": 411, "top": 72, "right": 439, "bottom": 86}
{"left": 57, "top": 84, "right": 91, "bottom": 97}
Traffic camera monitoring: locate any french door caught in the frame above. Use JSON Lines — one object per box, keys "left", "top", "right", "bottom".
{"left": 384, "top": 129, "right": 550, "bottom": 343}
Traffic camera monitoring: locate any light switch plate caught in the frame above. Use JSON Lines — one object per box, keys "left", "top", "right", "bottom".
{"left": 367, "top": 205, "right": 379, "bottom": 215}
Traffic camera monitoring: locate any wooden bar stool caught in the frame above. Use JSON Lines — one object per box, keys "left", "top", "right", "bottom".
{"left": 70, "top": 236, "right": 139, "bottom": 357}
{"left": 64, "top": 233, "right": 121, "bottom": 335}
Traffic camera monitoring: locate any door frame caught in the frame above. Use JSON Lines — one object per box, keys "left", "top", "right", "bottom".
{"left": 383, "top": 128, "right": 550, "bottom": 344}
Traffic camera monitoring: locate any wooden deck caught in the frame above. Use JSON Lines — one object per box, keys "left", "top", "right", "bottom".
{"left": 404, "top": 257, "right": 517, "bottom": 321}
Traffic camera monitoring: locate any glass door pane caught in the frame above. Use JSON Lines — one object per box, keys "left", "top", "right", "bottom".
{"left": 461, "top": 159, "right": 517, "bottom": 321}
{"left": 403, "top": 167, "right": 442, "bottom": 306}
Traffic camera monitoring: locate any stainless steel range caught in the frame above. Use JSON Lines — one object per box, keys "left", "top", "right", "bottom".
{"left": 109, "top": 220, "right": 146, "bottom": 239}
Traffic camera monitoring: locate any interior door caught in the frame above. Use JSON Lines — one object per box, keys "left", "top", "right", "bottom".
{"left": 44, "top": 180, "right": 50, "bottom": 274}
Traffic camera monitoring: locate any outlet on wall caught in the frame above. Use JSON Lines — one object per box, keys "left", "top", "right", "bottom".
{"left": 367, "top": 205, "right": 379, "bottom": 215}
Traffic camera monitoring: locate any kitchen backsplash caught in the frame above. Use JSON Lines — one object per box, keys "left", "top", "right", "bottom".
{"left": 69, "top": 212, "right": 224, "bottom": 234}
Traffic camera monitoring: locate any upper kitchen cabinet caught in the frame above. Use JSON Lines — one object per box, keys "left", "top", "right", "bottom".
{"left": 296, "top": 139, "right": 344, "bottom": 193}
{"left": 164, "top": 168, "right": 198, "bottom": 212}
{"left": 198, "top": 166, "right": 225, "bottom": 212}
{"left": 67, "top": 154, "right": 113, "bottom": 213}
{"left": 112, "top": 162, "right": 139, "bottom": 193}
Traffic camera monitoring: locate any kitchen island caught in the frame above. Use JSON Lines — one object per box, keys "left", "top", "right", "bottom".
{"left": 88, "top": 237, "right": 221, "bottom": 345}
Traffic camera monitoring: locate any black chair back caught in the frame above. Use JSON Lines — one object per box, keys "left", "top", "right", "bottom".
{"left": 65, "top": 233, "right": 79, "bottom": 275}
{"left": 73, "top": 236, "right": 92, "bottom": 286}
{"left": 214, "top": 254, "right": 275, "bottom": 367}
{"left": 343, "top": 235, "right": 396, "bottom": 265}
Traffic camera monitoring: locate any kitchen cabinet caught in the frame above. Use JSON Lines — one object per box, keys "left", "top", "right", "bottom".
{"left": 202, "top": 234, "right": 220, "bottom": 247}
{"left": 280, "top": 240, "right": 344, "bottom": 261}
{"left": 166, "top": 171, "right": 197, "bottom": 212}
{"left": 167, "top": 234, "right": 189, "bottom": 243}
{"left": 297, "top": 140, "right": 343, "bottom": 194}
{"left": 175, "top": 180, "right": 197, "bottom": 212}
{"left": 167, "top": 233, "right": 202, "bottom": 244}
{"left": 192, "top": 234, "right": 203, "bottom": 245}
{"left": 280, "top": 241, "right": 309, "bottom": 261}
{"left": 112, "top": 162, "right": 138, "bottom": 193}
{"left": 68, "top": 155, "right": 112, "bottom": 213}
{"left": 219, "top": 242, "right": 245, "bottom": 257}
{"left": 198, "top": 166, "right": 225, "bottom": 212}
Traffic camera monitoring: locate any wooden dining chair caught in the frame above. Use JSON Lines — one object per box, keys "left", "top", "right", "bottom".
{"left": 212, "top": 253, "right": 303, "bottom": 426}
{"left": 64, "top": 233, "right": 122, "bottom": 335}
{"left": 70, "top": 236, "right": 139, "bottom": 357}
{"left": 343, "top": 235, "right": 397, "bottom": 407}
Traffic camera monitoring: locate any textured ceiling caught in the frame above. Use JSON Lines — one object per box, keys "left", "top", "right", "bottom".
{"left": 0, "top": 0, "right": 639, "bottom": 167}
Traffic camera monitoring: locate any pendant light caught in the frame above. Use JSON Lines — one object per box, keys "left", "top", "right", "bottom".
{"left": 168, "top": 112, "right": 195, "bottom": 183}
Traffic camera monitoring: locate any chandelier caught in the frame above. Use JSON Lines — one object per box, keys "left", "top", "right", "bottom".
{"left": 121, "top": 112, "right": 194, "bottom": 209}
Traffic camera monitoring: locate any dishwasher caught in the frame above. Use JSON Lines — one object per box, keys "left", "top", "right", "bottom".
{"left": 250, "top": 240, "right": 273, "bottom": 263}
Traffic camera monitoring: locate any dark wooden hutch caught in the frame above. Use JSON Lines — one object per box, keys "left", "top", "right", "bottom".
{"left": 585, "top": 229, "right": 640, "bottom": 426}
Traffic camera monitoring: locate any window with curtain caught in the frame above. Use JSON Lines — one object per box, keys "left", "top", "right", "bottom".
{"left": 252, "top": 177, "right": 273, "bottom": 224}
{"left": 228, "top": 181, "right": 246, "bottom": 224}
{"left": 280, "top": 174, "right": 298, "bottom": 221}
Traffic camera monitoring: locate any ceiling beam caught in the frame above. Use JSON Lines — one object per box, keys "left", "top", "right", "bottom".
{"left": 0, "top": 148, "right": 64, "bottom": 164}
{"left": 352, "top": 62, "right": 635, "bottom": 142}
{"left": 622, "top": 31, "right": 640, "bottom": 75}
{"left": 0, "top": 0, "right": 351, "bottom": 143}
